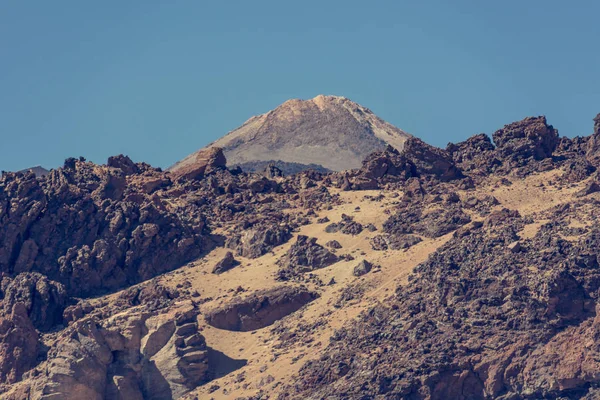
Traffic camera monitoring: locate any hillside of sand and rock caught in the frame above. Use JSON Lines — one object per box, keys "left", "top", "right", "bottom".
{"left": 2, "top": 110, "right": 600, "bottom": 399}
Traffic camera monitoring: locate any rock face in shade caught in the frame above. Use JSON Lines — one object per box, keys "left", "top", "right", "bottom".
{"left": 204, "top": 286, "right": 317, "bottom": 331}
{"left": 0, "top": 158, "right": 210, "bottom": 298}
{"left": 171, "top": 95, "right": 412, "bottom": 173}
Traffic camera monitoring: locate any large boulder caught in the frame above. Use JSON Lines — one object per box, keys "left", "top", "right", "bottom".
{"left": 205, "top": 286, "right": 317, "bottom": 331}
{"left": 276, "top": 235, "right": 339, "bottom": 280}
{"left": 0, "top": 303, "right": 38, "bottom": 385}
{"left": 169, "top": 147, "right": 226, "bottom": 181}
{"left": 402, "top": 138, "right": 463, "bottom": 181}
{"left": 225, "top": 223, "right": 292, "bottom": 259}
{"left": 492, "top": 116, "right": 559, "bottom": 165}
{"left": 1, "top": 272, "right": 68, "bottom": 331}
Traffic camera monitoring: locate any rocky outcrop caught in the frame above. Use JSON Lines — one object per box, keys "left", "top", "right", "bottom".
{"left": 446, "top": 133, "right": 498, "bottom": 176}
{"left": 1, "top": 272, "right": 68, "bottom": 331}
{"left": 0, "top": 161, "right": 208, "bottom": 297}
{"left": 212, "top": 251, "right": 239, "bottom": 274}
{"left": 168, "top": 147, "right": 226, "bottom": 181}
{"left": 325, "top": 214, "right": 363, "bottom": 235}
{"left": 276, "top": 236, "right": 339, "bottom": 280}
{"left": 0, "top": 303, "right": 38, "bottom": 385}
{"left": 492, "top": 116, "right": 559, "bottom": 162}
{"left": 383, "top": 203, "right": 471, "bottom": 239}
{"left": 447, "top": 116, "right": 561, "bottom": 177}
{"left": 107, "top": 155, "right": 140, "bottom": 175}
{"left": 285, "top": 202, "right": 600, "bottom": 399}
{"left": 353, "top": 260, "right": 373, "bottom": 277}
{"left": 370, "top": 234, "right": 422, "bottom": 251}
{"left": 225, "top": 223, "right": 292, "bottom": 259}
{"left": 264, "top": 163, "right": 284, "bottom": 179}
{"left": 325, "top": 240, "right": 342, "bottom": 249}
{"left": 16, "top": 303, "right": 210, "bottom": 400}
{"left": 205, "top": 286, "right": 317, "bottom": 331}
{"left": 402, "top": 138, "right": 463, "bottom": 181}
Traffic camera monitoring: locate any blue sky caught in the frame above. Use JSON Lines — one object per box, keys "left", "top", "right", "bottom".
{"left": 2, "top": 1, "right": 600, "bottom": 171}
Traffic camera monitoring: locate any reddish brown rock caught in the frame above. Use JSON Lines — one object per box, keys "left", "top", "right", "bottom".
{"left": 0, "top": 303, "right": 38, "bottom": 385}
{"left": 168, "top": 147, "right": 226, "bottom": 181}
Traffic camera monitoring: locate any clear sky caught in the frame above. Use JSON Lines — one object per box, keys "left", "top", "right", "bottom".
{"left": 2, "top": 1, "right": 600, "bottom": 171}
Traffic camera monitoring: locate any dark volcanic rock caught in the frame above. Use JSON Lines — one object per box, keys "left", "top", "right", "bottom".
{"left": 447, "top": 133, "right": 498, "bottom": 175}
{"left": 383, "top": 204, "right": 471, "bottom": 238}
{"left": 276, "top": 236, "right": 339, "bottom": 280}
{"left": 353, "top": 260, "right": 373, "bottom": 277}
{"left": 492, "top": 116, "right": 559, "bottom": 171}
{"left": 370, "top": 234, "right": 422, "bottom": 251}
{"left": 264, "top": 163, "right": 284, "bottom": 179}
{"left": 1, "top": 272, "right": 68, "bottom": 331}
{"left": 107, "top": 154, "right": 140, "bottom": 175}
{"left": 402, "top": 138, "right": 463, "bottom": 181}
{"left": 0, "top": 303, "right": 38, "bottom": 385}
{"left": 212, "top": 251, "right": 240, "bottom": 274}
{"left": 0, "top": 160, "right": 208, "bottom": 297}
{"left": 205, "top": 286, "right": 317, "bottom": 331}
{"left": 325, "top": 214, "right": 363, "bottom": 235}
{"left": 285, "top": 203, "right": 600, "bottom": 399}
{"left": 325, "top": 240, "right": 342, "bottom": 249}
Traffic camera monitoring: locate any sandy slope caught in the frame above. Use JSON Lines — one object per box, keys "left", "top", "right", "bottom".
{"left": 130, "top": 168, "right": 588, "bottom": 400}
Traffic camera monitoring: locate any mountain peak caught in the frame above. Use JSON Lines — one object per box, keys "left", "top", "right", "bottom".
{"left": 172, "top": 96, "right": 411, "bottom": 174}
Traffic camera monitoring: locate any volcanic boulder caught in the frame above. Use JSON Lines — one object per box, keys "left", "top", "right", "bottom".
{"left": 169, "top": 147, "right": 227, "bottom": 181}
{"left": 0, "top": 303, "right": 38, "bottom": 385}
{"left": 1, "top": 272, "right": 68, "bottom": 331}
{"left": 276, "top": 235, "right": 339, "bottom": 280}
{"left": 212, "top": 252, "right": 239, "bottom": 274}
{"left": 205, "top": 286, "right": 317, "bottom": 332}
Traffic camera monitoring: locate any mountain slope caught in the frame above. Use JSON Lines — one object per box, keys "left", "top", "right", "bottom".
{"left": 170, "top": 95, "right": 411, "bottom": 173}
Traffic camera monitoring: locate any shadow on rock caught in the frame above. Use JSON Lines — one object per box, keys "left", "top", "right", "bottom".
{"left": 206, "top": 347, "right": 247, "bottom": 380}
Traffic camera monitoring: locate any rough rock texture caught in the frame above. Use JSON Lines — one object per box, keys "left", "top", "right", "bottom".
{"left": 1, "top": 272, "right": 68, "bottom": 331}
{"left": 447, "top": 116, "right": 560, "bottom": 178}
{"left": 212, "top": 251, "right": 239, "bottom": 274}
{"left": 5, "top": 111, "right": 600, "bottom": 399}
{"left": 226, "top": 223, "right": 292, "bottom": 259}
{"left": 205, "top": 286, "right": 317, "bottom": 332}
{"left": 353, "top": 260, "right": 373, "bottom": 277}
{"left": 325, "top": 214, "right": 363, "bottom": 235}
{"left": 0, "top": 160, "right": 208, "bottom": 297}
{"left": 12, "top": 303, "right": 209, "bottom": 400}
{"left": 402, "top": 138, "right": 463, "bottom": 181}
{"left": 285, "top": 203, "right": 600, "bottom": 399}
{"left": 370, "top": 233, "right": 422, "bottom": 251}
{"left": 168, "top": 147, "right": 226, "bottom": 181}
{"left": 0, "top": 303, "right": 38, "bottom": 385}
{"left": 383, "top": 203, "right": 471, "bottom": 239}
{"left": 325, "top": 240, "right": 342, "bottom": 249}
{"left": 276, "top": 236, "right": 339, "bottom": 280}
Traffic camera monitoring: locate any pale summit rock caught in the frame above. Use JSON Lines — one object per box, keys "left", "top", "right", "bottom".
{"left": 171, "top": 95, "right": 411, "bottom": 172}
